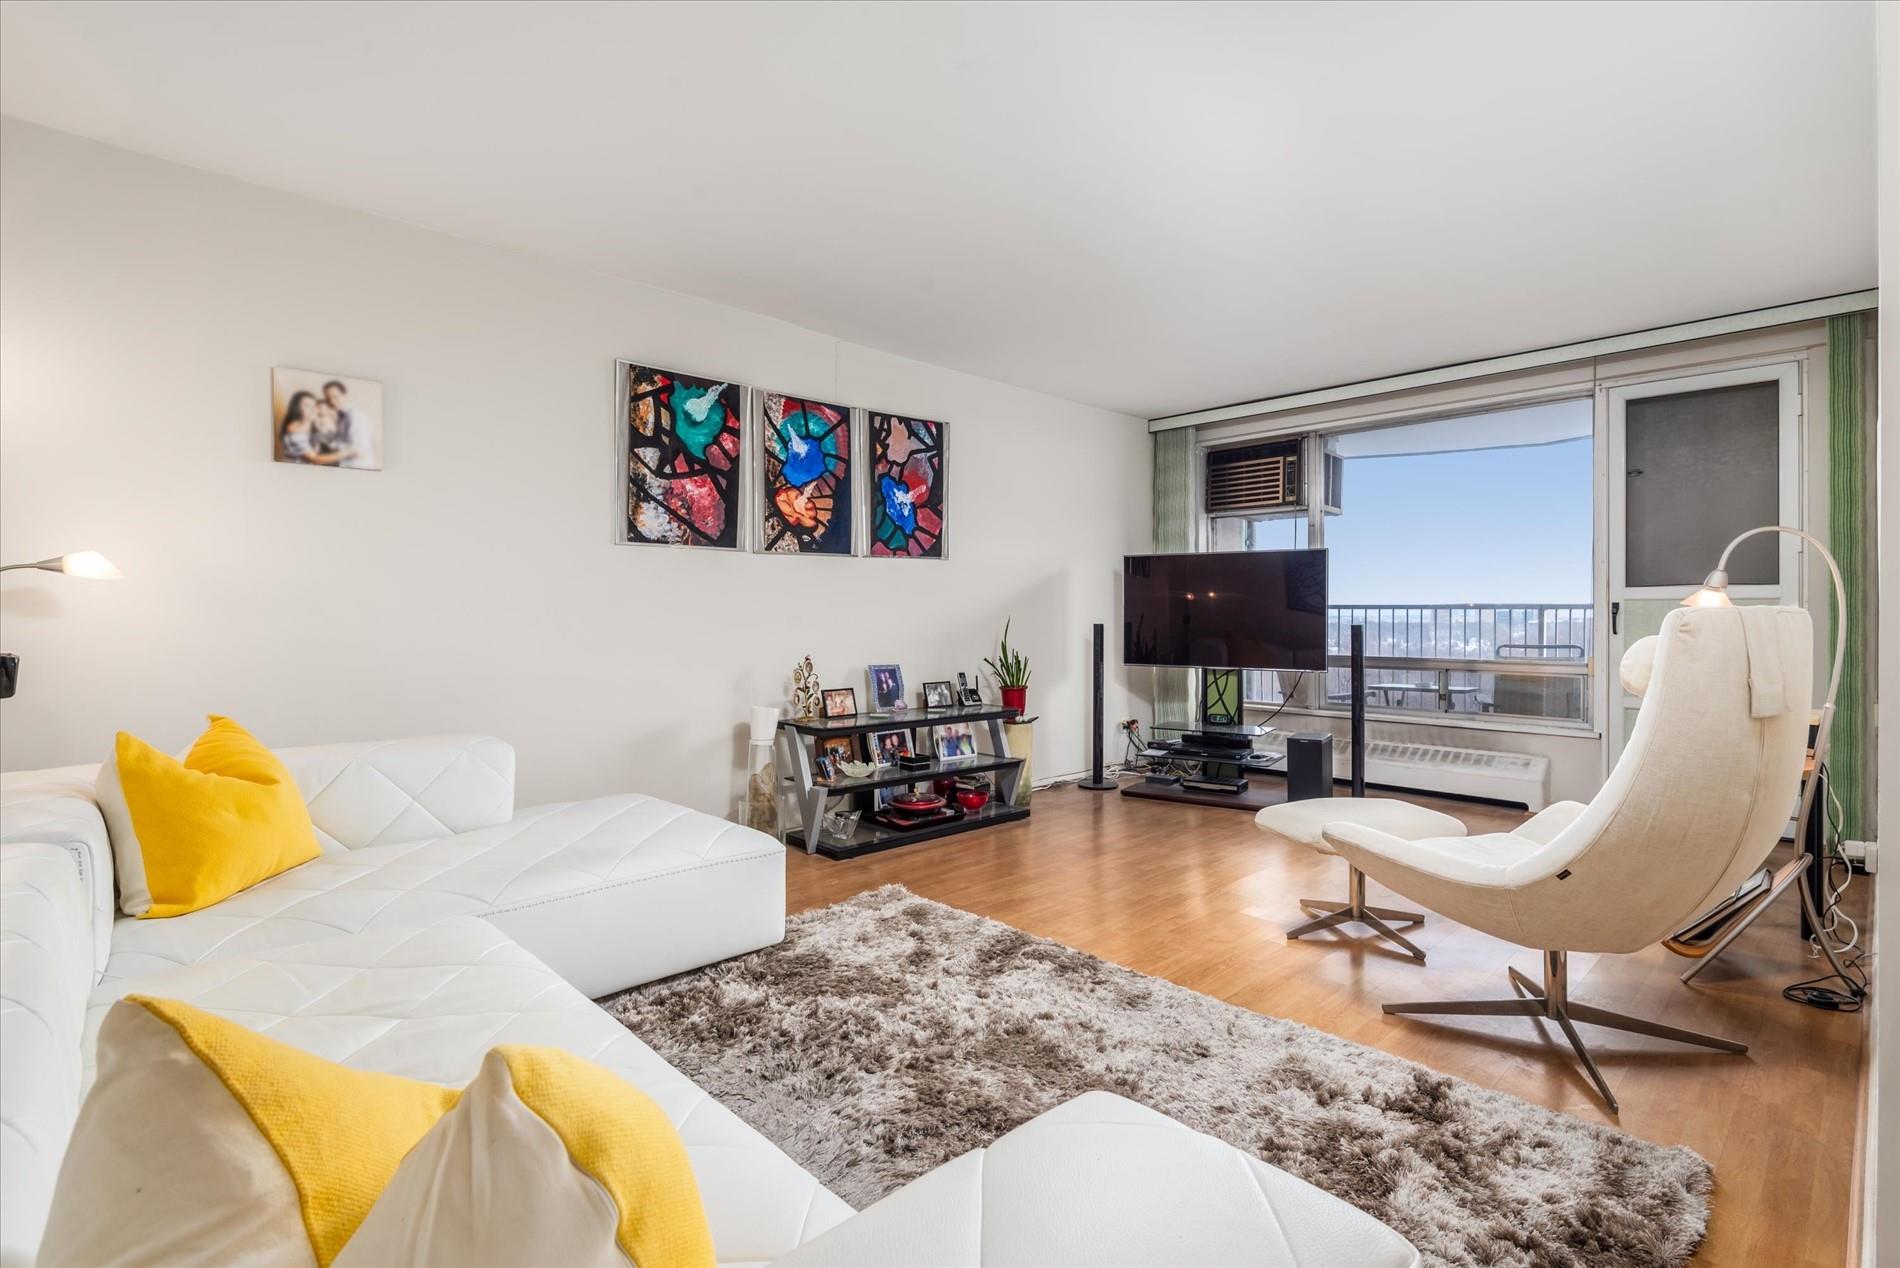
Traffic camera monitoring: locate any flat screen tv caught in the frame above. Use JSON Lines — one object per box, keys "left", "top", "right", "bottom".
{"left": 1123, "top": 549, "right": 1328, "bottom": 671}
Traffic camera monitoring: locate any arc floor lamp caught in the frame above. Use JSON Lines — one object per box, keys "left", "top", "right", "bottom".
{"left": 1673, "top": 524, "right": 1854, "bottom": 986}
{"left": 0, "top": 551, "right": 123, "bottom": 698}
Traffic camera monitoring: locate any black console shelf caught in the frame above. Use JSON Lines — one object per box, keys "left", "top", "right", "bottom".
{"left": 776, "top": 707, "right": 1028, "bottom": 859}
{"left": 821, "top": 753, "right": 1022, "bottom": 794}
{"left": 787, "top": 801, "right": 1031, "bottom": 860}
{"left": 779, "top": 704, "right": 1024, "bottom": 736}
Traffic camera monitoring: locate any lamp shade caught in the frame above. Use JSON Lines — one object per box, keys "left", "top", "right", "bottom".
{"left": 0, "top": 550, "right": 123, "bottom": 579}
{"left": 1680, "top": 569, "right": 1732, "bottom": 608}
{"left": 57, "top": 551, "right": 122, "bottom": 580}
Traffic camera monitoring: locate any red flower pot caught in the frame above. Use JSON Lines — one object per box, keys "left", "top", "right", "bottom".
{"left": 1001, "top": 686, "right": 1027, "bottom": 716}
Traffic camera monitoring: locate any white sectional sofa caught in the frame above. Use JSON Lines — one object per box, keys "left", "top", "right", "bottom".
{"left": 0, "top": 733, "right": 1419, "bottom": 1268}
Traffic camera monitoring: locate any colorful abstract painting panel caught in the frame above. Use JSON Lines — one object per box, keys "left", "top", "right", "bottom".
{"left": 869, "top": 413, "right": 945, "bottom": 558}
{"left": 760, "top": 393, "right": 852, "bottom": 554}
{"left": 624, "top": 363, "right": 744, "bottom": 548}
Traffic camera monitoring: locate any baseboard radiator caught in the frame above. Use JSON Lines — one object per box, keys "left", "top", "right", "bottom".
{"left": 1260, "top": 735, "right": 1550, "bottom": 811}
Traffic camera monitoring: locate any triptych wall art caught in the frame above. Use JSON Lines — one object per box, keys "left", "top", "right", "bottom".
{"left": 623, "top": 364, "right": 745, "bottom": 548}
{"left": 616, "top": 361, "right": 946, "bottom": 558}
{"left": 760, "top": 392, "right": 853, "bottom": 555}
{"left": 869, "top": 412, "right": 945, "bottom": 558}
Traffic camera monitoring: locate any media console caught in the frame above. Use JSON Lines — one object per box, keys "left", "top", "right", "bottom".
{"left": 1121, "top": 626, "right": 1369, "bottom": 814}
{"left": 1122, "top": 727, "right": 1290, "bottom": 810}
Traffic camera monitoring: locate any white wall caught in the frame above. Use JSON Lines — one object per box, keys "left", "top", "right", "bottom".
{"left": 0, "top": 119, "right": 1151, "bottom": 813}
{"left": 1872, "top": 4, "right": 1898, "bottom": 1263}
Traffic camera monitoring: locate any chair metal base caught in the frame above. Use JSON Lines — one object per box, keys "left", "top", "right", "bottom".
{"left": 1287, "top": 865, "right": 1426, "bottom": 961}
{"left": 1381, "top": 950, "right": 1747, "bottom": 1114}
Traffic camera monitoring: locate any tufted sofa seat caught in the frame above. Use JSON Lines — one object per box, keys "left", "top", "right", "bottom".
{"left": 1, "top": 732, "right": 1419, "bottom": 1267}
{"left": 79, "top": 917, "right": 853, "bottom": 1267}
{"left": 0, "top": 734, "right": 797, "bottom": 1266}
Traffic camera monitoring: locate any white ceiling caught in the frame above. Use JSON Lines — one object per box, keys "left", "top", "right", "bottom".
{"left": 0, "top": 1, "right": 1877, "bottom": 419}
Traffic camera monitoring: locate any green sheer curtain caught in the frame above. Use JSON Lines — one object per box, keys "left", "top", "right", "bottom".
{"left": 1826, "top": 313, "right": 1872, "bottom": 840}
{"left": 1151, "top": 428, "right": 1195, "bottom": 726}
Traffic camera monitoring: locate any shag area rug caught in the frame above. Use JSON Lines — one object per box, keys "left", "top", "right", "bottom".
{"left": 600, "top": 885, "right": 1711, "bottom": 1268}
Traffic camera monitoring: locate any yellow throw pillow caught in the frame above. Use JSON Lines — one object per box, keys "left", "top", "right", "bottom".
{"left": 38, "top": 998, "right": 716, "bottom": 1268}
{"left": 94, "top": 715, "right": 321, "bottom": 917}
{"left": 338, "top": 1045, "right": 716, "bottom": 1268}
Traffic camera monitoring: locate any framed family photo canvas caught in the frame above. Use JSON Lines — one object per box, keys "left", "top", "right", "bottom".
{"left": 272, "top": 368, "right": 383, "bottom": 470}
{"left": 619, "top": 362, "right": 744, "bottom": 549}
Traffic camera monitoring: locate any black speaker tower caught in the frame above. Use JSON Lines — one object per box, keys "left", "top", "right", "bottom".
{"left": 1077, "top": 622, "right": 1117, "bottom": 790}
{"left": 1350, "top": 623, "right": 1367, "bottom": 798}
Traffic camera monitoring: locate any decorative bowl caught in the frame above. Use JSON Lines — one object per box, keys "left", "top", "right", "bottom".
{"left": 955, "top": 788, "right": 991, "bottom": 811}
{"left": 836, "top": 760, "right": 877, "bottom": 779}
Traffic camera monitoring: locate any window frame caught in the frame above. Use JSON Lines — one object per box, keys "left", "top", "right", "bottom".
{"left": 1197, "top": 378, "right": 1601, "bottom": 737}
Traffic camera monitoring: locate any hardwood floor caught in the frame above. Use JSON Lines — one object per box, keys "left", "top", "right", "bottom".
{"left": 785, "top": 784, "right": 1867, "bottom": 1268}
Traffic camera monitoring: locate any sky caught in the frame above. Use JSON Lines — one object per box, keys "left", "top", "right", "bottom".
{"left": 1248, "top": 437, "right": 1594, "bottom": 606}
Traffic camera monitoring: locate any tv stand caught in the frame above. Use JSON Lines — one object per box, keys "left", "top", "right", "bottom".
{"left": 1122, "top": 714, "right": 1282, "bottom": 808}
{"left": 1123, "top": 641, "right": 1366, "bottom": 814}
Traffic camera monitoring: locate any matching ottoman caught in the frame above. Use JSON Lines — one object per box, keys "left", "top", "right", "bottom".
{"left": 770, "top": 1091, "right": 1420, "bottom": 1267}
{"left": 1254, "top": 797, "right": 1467, "bottom": 961}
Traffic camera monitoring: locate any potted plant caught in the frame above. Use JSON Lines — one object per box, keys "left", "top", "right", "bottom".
{"left": 985, "top": 618, "right": 1031, "bottom": 716}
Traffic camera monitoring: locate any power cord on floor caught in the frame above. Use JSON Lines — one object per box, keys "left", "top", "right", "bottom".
{"left": 1782, "top": 764, "right": 1867, "bottom": 1012}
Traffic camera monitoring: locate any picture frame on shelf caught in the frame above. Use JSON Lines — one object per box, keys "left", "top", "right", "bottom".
{"left": 921, "top": 680, "right": 955, "bottom": 710}
{"left": 816, "top": 735, "right": 859, "bottom": 767}
{"left": 821, "top": 688, "right": 858, "bottom": 719}
{"left": 813, "top": 755, "right": 839, "bottom": 784}
{"left": 935, "top": 722, "right": 977, "bottom": 760}
{"left": 868, "top": 664, "right": 906, "bottom": 712}
{"left": 870, "top": 728, "right": 912, "bottom": 767}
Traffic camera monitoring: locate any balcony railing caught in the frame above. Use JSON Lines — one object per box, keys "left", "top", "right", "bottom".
{"left": 1244, "top": 604, "right": 1594, "bottom": 726}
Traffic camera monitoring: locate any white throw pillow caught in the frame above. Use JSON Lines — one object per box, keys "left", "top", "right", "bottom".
{"left": 92, "top": 749, "right": 154, "bottom": 917}
{"left": 338, "top": 1045, "right": 715, "bottom": 1267}
{"left": 1619, "top": 635, "right": 1659, "bottom": 699}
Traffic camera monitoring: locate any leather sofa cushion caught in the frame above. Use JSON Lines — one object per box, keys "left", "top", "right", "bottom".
{"left": 0, "top": 766, "right": 116, "bottom": 975}
{"left": 771, "top": 1091, "right": 1419, "bottom": 1267}
{"left": 0, "top": 844, "right": 94, "bottom": 1268}
{"left": 101, "top": 792, "right": 784, "bottom": 997}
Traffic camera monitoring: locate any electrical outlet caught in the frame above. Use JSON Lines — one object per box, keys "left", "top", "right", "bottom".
{"left": 1844, "top": 839, "right": 1876, "bottom": 873}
